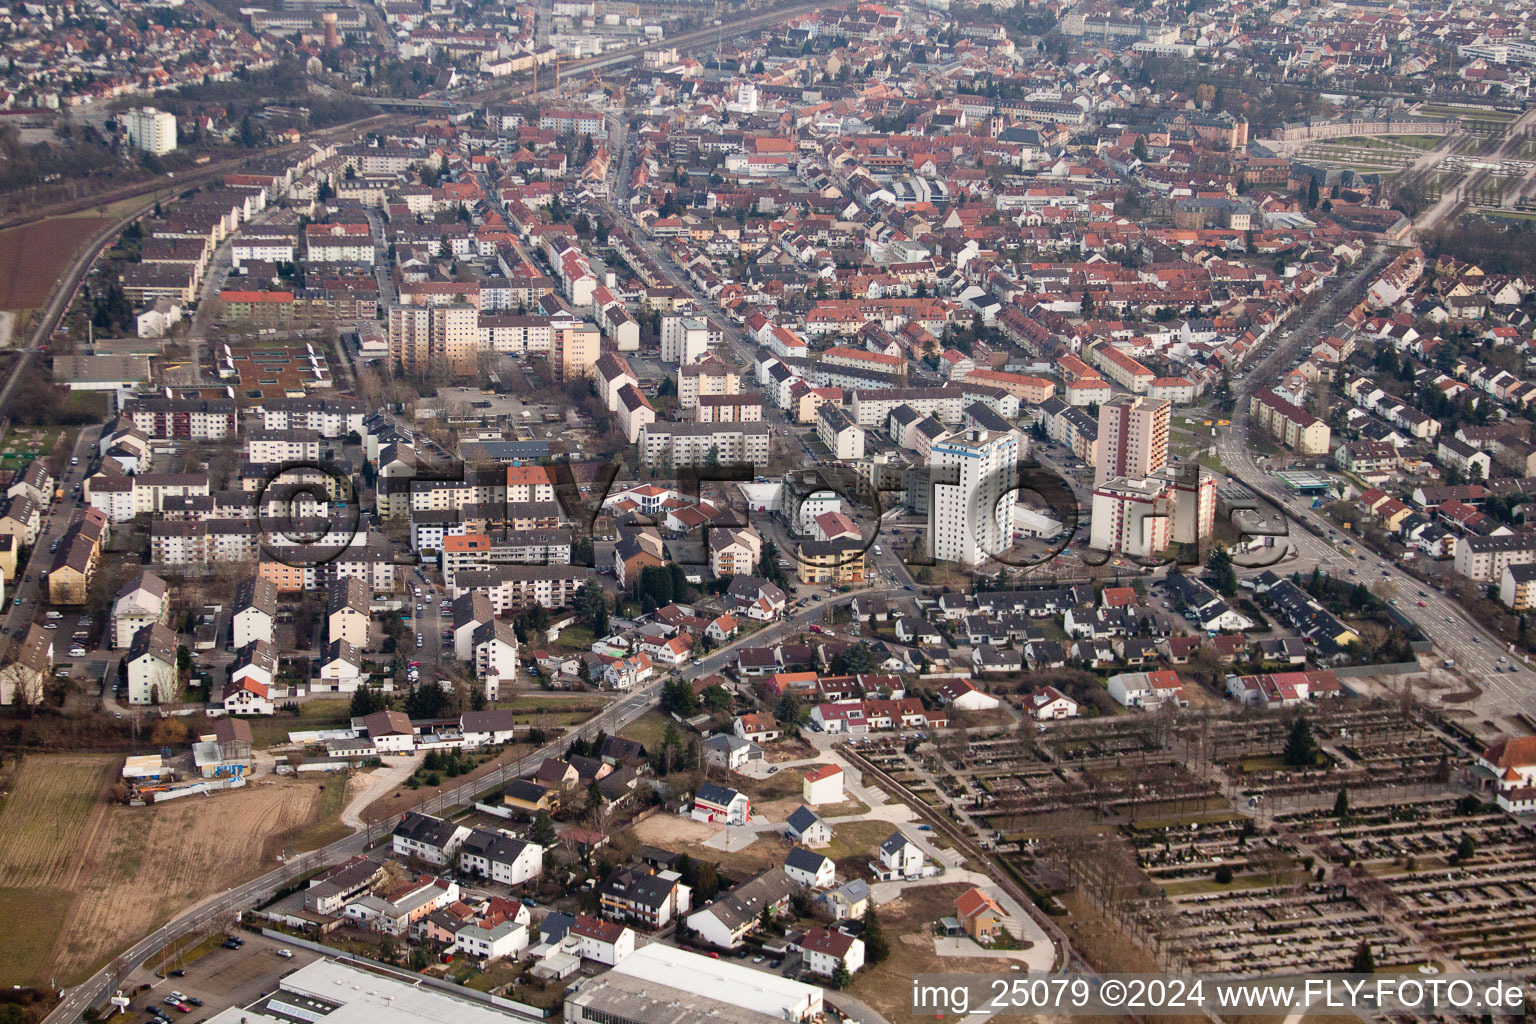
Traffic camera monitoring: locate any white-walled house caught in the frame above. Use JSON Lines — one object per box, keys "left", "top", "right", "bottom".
{"left": 802, "top": 763, "right": 845, "bottom": 804}
{"left": 936, "top": 677, "right": 1001, "bottom": 711}
{"left": 453, "top": 920, "right": 528, "bottom": 962}
{"left": 785, "top": 806, "right": 832, "bottom": 846}
{"left": 1023, "top": 685, "right": 1079, "bottom": 720}
{"left": 800, "top": 927, "right": 865, "bottom": 977}
{"left": 872, "top": 832, "right": 926, "bottom": 880}
{"left": 458, "top": 829, "right": 544, "bottom": 886}
{"left": 392, "top": 811, "right": 471, "bottom": 865}
{"left": 692, "top": 782, "right": 751, "bottom": 825}
{"left": 784, "top": 846, "right": 836, "bottom": 889}
{"left": 570, "top": 914, "right": 635, "bottom": 965}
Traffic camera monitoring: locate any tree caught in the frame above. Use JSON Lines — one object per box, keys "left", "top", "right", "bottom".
{"left": 1456, "top": 832, "right": 1477, "bottom": 862}
{"left": 776, "top": 692, "right": 806, "bottom": 725}
{"left": 1207, "top": 547, "right": 1238, "bottom": 597}
{"left": 150, "top": 717, "right": 189, "bottom": 746}
{"left": 350, "top": 686, "right": 386, "bottom": 717}
{"left": 1350, "top": 939, "right": 1375, "bottom": 974}
{"left": 574, "top": 579, "right": 609, "bottom": 634}
{"left": 404, "top": 682, "right": 448, "bottom": 719}
{"left": 1283, "top": 715, "right": 1318, "bottom": 767}
{"left": 1306, "top": 176, "right": 1320, "bottom": 210}
{"left": 834, "top": 643, "right": 874, "bottom": 675}
{"left": 1334, "top": 786, "right": 1350, "bottom": 819}
{"left": 830, "top": 963, "right": 852, "bottom": 989}
{"left": 637, "top": 564, "right": 675, "bottom": 607}
{"left": 1080, "top": 290, "right": 1095, "bottom": 318}
{"left": 862, "top": 906, "right": 889, "bottom": 964}
{"left": 660, "top": 677, "right": 700, "bottom": 716}
{"left": 695, "top": 861, "right": 719, "bottom": 901}
{"left": 1214, "top": 864, "right": 1234, "bottom": 884}
{"left": 532, "top": 811, "right": 558, "bottom": 847}
{"left": 702, "top": 684, "right": 732, "bottom": 712}
{"left": 755, "top": 541, "right": 790, "bottom": 589}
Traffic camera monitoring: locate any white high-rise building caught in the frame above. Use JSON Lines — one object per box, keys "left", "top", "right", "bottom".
{"left": 1090, "top": 476, "right": 1172, "bottom": 558}
{"left": 727, "top": 82, "right": 759, "bottom": 114}
{"left": 124, "top": 107, "right": 178, "bottom": 156}
{"left": 1096, "top": 394, "right": 1170, "bottom": 486}
{"left": 661, "top": 316, "right": 710, "bottom": 365}
{"left": 928, "top": 429, "right": 1019, "bottom": 566}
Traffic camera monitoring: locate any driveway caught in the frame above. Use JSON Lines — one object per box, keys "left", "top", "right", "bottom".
{"left": 873, "top": 871, "right": 1055, "bottom": 972}
{"left": 340, "top": 753, "right": 422, "bottom": 828}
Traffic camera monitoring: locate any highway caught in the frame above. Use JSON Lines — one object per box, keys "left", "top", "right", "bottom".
{"left": 1216, "top": 247, "right": 1534, "bottom": 723}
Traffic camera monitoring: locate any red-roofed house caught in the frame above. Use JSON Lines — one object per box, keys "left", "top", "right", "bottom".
{"left": 1479, "top": 736, "right": 1536, "bottom": 811}
{"left": 570, "top": 914, "right": 635, "bottom": 964}
{"left": 954, "top": 886, "right": 1006, "bottom": 942}
{"left": 800, "top": 926, "right": 865, "bottom": 976}
{"left": 936, "top": 678, "right": 1001, "bottom": 712}
{"left": 802, "top": 763, "right": 844, "bottom": 804}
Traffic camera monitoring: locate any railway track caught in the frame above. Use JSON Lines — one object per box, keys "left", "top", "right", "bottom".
{"left": 0, "top": 0, "right": 831, "bottom": 232}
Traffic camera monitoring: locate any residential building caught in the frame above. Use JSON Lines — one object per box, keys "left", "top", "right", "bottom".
{"left": 800, "top": 927, "right": 865, "bottom": 977}
{"left": 928, "top": 428, "right": 1019, "bottom": 566}
{"left": 1096, "top": 395, "right": 1169, "bottom": 486}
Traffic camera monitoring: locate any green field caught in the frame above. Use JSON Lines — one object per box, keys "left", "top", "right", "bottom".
{"left": 0, "top": 886, "right": 78, "bottom": 987}
{"left": 619, "top": 710, "right": 674, "bottom": 751}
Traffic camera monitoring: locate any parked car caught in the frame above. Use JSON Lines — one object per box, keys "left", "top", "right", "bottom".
{"left": 277, "top": 949, "right": 294, "bottom": 959}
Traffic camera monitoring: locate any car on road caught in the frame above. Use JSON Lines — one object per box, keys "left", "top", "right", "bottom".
{"left": 1418, "top": 601, "right": 1427, "bottom": 607}
{"left": 43, "top": 622, "right": 56, "bottom": 629}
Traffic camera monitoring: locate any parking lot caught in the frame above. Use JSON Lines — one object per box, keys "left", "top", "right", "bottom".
{"left": 123, "top": 932, "right": 322, "bottom": 1024}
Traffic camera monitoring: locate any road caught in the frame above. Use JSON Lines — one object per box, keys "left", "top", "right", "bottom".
{"left": 1216, "top": 247, "right": 1532, "bottom": 721}
{"left": 1, "top": 434, "right": 103, "bottom": 658}
{"left": 38, "top": 579, "right": 891, "bottom": 1024}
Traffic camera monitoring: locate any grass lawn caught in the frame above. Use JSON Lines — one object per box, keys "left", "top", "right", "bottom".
{"left": 551, "top": 625, "right": 597, "bottom": 651}
{"left": 150, "top": 930, "right": 230, "bottom": 976}
{"left": 822, "top": 819, "right": 895, "bottom": 861}
{"left": 1196, "top": 453, "right": 1228, "bottom": 475}
{"left": 1161, "top": 873, "right": 1290, "bottom": 896}
{"left": 58, "top": 390, "right": 108, "bottom": 421}
{"left": 0, "top": 887, "right": 75, "bottom": 987}
{"left": 461, "top": 960, "right": 524, "bottom": 992}
{"left": 498, "top": 695, "right": 609, "bottom": 714}
{"left": 620, "top": 710, "right": 675, "bottom": 752}
{"left": 286, "top": 774, "right": 352, "bottom": 852}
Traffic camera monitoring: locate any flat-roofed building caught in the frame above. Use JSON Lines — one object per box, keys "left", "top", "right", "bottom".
{"left": 566, "top": 944, "right": 823, "bottom": 1024}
